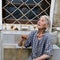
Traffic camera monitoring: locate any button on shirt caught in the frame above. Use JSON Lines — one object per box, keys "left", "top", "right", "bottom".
{"left": 25, "top": 30, "right": 53, "bottom": 59}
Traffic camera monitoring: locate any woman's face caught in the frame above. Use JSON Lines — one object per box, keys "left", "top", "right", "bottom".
{"left": 37, "top": 16, "right": 48, "bottom": 30}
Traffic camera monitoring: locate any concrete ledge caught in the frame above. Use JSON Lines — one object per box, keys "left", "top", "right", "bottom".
{"left": 3, "top": 43, "right": 60, "bottom": 49}
{"left": 3, "top": 44, "right": 60, "bottom": 60}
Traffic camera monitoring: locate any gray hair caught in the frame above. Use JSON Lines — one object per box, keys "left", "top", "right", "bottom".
{"left": 40, "top": 15, "right": 51, "bottom": 31}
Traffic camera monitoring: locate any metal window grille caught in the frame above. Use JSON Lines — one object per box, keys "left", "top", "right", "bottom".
{"left": 2, "top": 0, "right": 51, "bottom": 24}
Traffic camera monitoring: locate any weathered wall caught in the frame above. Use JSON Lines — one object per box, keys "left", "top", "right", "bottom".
{"left": 54, "top": 0, "right": 60, "bottom": 27}
{"left": 4, "top": 48, "right": 31, "bottom": 60}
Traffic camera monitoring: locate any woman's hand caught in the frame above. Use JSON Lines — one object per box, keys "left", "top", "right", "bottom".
{"left": 18, "top": 35, "right": 28, "bottom": 46}
{"left": 21, "top": 35, "right": 28, "bottom": 40}
{"left": 33, "top": 54, "right": 50, "bottom": 60}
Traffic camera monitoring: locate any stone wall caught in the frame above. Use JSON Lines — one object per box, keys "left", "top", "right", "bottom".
{"left": 4, "top": 48, "right": 31, "bottom": 60}
{"left": 54, "top": 0, "right": 60, "bottom": 27}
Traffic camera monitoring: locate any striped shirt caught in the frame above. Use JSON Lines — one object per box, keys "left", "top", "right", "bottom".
{"left": 25, "top": 30, "right": 53, "bottom": 59}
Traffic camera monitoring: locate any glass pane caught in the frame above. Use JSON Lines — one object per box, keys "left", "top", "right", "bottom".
{"left": 26, "top": 0, "right": 35, "bottom": 4}
{"left": 26, "top": 11, "right": 35, "bottom": 19}
{"left": 21, "top": 16, "right": 27, "bottom": 20}
{"left": 6, "top": 15, "right": 14, "bottom": 19}
{"left": 22, "top": 0, "right": 28, "bottom": 2}
{"left": 40, "top": 0, "right": 49, "bottom": 10}
{"left": 5, "top": 4, "right": 16, "bottom": 13}
{"left": 19, "top": 6, "right": 29, "bottom": 14}
{"left": 33, "top": 6, "right": 42, "bottom": 15}
{"left": 13, "top": 10, "right": 22, "bottom": 19}
{"left": 45, "top": 7, "right": 50, "bottom": 15}
{"left": 34, "top": 0, "right": 41, "bottom": 3}
{"left": 12, "top": 0, "right": 22, "bottom": 3}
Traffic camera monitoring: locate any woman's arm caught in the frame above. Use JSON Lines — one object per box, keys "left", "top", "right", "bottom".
{"left": 18, "top": 35, "right": 28, "bottom": 46}
{"left": 18, "top": 31, "right": 36, "bottom": 47}
{"left": 33, "top": 54, "right": 50, "bottom": 60}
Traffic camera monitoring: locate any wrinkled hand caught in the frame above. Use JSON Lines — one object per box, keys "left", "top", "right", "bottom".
{"left": 21, "top": 35, "right": 28, "bottom": 40}
{"left": 18, "top": 35, "right": 28, "bottom": 46}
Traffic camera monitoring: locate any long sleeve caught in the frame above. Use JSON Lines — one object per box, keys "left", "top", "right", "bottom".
{"left": 25, "top": 31, "right": 36, "bottom": 48}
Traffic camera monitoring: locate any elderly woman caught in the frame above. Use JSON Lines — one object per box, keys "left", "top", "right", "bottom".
{"left": 18, "top": 15, "right": 53, "bottom": 60}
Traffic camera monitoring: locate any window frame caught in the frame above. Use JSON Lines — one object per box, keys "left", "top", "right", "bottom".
{"left": 0, "top": 0, "right": 56, "bottom": 31}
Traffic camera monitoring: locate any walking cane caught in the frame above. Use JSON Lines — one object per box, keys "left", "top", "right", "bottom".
{"left": 18, "top": 35, "right": 27, "bottom": 60}
{"left": 18, "top": 41, "right": 25, "bottom": 60}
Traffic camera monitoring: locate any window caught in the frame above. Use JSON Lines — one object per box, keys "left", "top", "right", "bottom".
{"left": 2, "top": 0, "right": 51, "bottom": 24}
